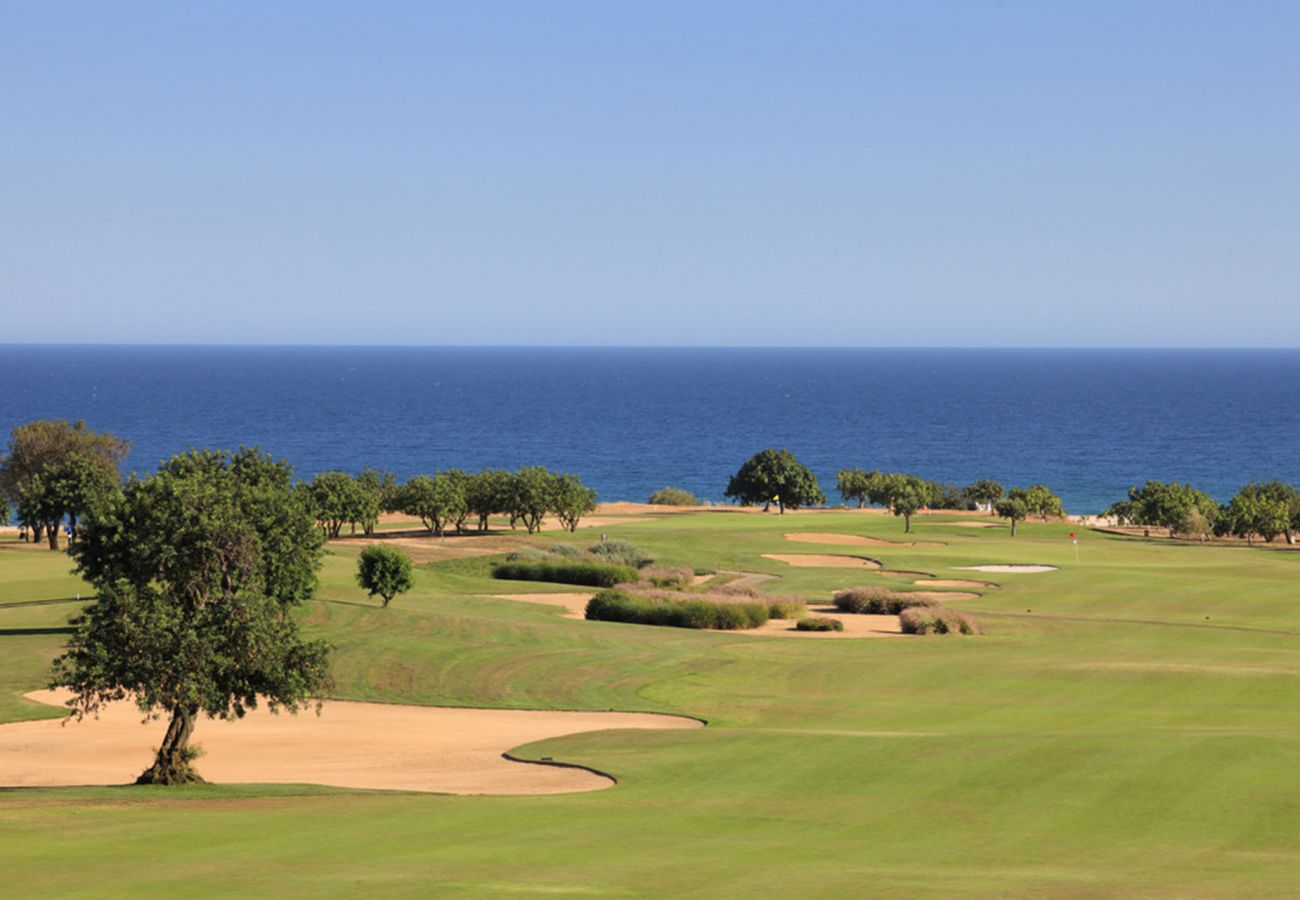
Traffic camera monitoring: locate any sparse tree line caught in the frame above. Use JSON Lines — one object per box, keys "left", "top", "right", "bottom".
{"left": 0, "top": 420, "right": 598, "bottom": 550}
{"left": 1105, "top": 480, "right": 1300, "bottom": 545}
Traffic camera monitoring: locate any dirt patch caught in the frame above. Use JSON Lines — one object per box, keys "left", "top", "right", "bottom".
{"left": 716, "top": 570, "right": 778, "bottom": 589}
{"left": 784, "top": 532, "right": 945, "bottom": 549}
{"left": 492, "top": 592, "right": 592, "bottom": 618}
{"left": 0, "top": 690, "right": 701, "bottom": 795}
{"left": 957, "top": 564, "right": 1057, "bottom": 573}
{"left": 901, "top": 591, "right": 981, "bottom": 603}
{"left": 761, "top": 554, "right": 882, "bottom": 569}
{"left": 917, "top": 579, "right": 997, "bottom": 589}
{"left": 750, "top": 607, "right": 904, "bottom": 638}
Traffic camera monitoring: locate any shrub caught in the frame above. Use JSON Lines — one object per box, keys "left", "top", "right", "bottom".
{"left": 585, "top": 590, "right": 768, "bottom": 630}
{"left": 648, "top": 487, "right": 702, "bottom": 506}
{"left": 492, "top": 559, "right": 638, "bottom": 588}
{"left": 899, "top": 608, "right": 983, "bottom": 635}
{"left": 588, "top": 539, "right": 653, "bottom": 568}
{"left": 796, "top": 616, "right": 844, "bottom": 632}
{"left": 693, "top": 566, "right": 716, "bottom": 577}
{"left": 545, "top": 544, "right": 587, "bottom": 559}
{"left": 356, "top": 544, "right": 414, "bottom": 607}
{"left": 639, "top": 566, "right": 694, "bottom": 589}
{"left": 504, "top": 546, "right": 547, "bottom": 562}
{"left": 714, "top": 584, "right": 806, "bottom": 619}
{"left": 833, "top": 588, "right": 937, "bottom": 616}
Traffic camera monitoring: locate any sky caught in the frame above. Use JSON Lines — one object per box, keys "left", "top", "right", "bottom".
{"left": 2, "top": 2, "right": 1298, "bottom": 346}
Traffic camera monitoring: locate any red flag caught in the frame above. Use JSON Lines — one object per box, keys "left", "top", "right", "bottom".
{"left": 1068, "top": 533, "right": 1076, "bottom": 539}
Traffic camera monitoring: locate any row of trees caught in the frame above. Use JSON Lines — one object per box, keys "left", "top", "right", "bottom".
{"left": 1106, "top": 480, "right": 1300, "bottom": 544}
{"left": 306, "top": 466, "right": 598, "bottom": 537}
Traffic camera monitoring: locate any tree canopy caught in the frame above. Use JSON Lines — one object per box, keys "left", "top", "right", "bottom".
{"left": 51, "top": 447, "right": 331, "bottom": 785}
{"left": 995, "top": 497, "right": 1030, "bottom": 536}
{"left": 725, "top": 449, "right": 826, "bottom": 513}
{"left": 357, "top": 544, "right": 414, "bottom": 606}
{"left": 1105, "top": 481, "right": 1217, "bottom": 538}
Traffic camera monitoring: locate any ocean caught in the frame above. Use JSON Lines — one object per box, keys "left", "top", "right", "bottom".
{"left": 2, "top": 346, "right": 1298, "bottom": 515}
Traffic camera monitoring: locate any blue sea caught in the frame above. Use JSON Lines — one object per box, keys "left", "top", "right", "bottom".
{"left": 2, "top": 346, "right": 1298, "bottom": 514}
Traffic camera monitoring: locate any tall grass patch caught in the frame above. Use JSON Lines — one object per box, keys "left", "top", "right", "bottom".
{"left": 492, "top": 559, "right": 638, "bottom": 588}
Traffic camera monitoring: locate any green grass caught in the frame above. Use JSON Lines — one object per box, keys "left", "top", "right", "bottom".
{"left": 3, "top": 514, "right": 1300, "bottom": 895}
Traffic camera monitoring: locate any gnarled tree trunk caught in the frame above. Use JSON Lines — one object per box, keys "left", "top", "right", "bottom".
{"left": 137, "top": 706, "right": 203, "bottom": 785}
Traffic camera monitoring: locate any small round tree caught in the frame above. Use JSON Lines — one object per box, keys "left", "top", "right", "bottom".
{"left": 357, "top": 544, "right": 414, "bottom": 607}
{"left": 893, "top": 489, "right": 921, "bottom": 533}
{"left": 725, "top": 449, "right": 826, "bottom": 514}
{"left": 995, "top": 497, "right": 1030, "bottom": 537}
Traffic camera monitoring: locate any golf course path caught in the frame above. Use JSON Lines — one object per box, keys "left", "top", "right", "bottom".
{"left": 0, "top": 690, "right": 702, "bottom": 795}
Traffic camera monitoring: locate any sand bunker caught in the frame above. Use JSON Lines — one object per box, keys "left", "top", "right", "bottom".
{"left": 917, "top": 579, "right": 997, "bottom": 589}
{"left": 752, "top": 608, "right": 904, "bottom": 639}
{"left": 0, "top": 690, "right": 701, "bottom": 795}
{"left": 492, "top": 592, "right": 591, "bottom": 618}
{"left": 900, "top": 591, "right": 981, "bottom": 603}
{"left": 784, "top": 533, "right": 944, "bottom": 549}
{"left": 956, "top": 564, "right": 1057, "bottom": 573}
{"left": 877, "top": 570, "right": 933, "bottom": 578}
{"left": 761, "top": 554, "right": 882, "bottom": 569}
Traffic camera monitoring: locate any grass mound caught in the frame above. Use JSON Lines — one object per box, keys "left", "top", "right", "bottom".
{"left": 492, "top": 559, "right": 638, "bottom": 588}
{"left": 832, "top": 588, "right": 938, "bottom": 615}
{"left": 898, "top": 607, "right": 983, "bottom": 635}
{"left": 796, "top": 617, "right": 844, "bottom": 632}
{"left": 648, "top": 487, "right": 701, "bottom": 506}
{"left": 585, "top": 589, "right": 769, "bottom": 630}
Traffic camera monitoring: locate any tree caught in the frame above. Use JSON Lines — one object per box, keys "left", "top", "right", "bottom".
{"left": 309, "top": 470, "right": 362, "bottom": 539}
{"left": 725, "top": 449, "right": 826, "bottom": 514}
{"left": 836, "top": 468, "right": 872, "bottom": 507}
{"left": 551, "top": 473, "right": 597, "bottom": 532}
{"left": 397, "top": 472, "right": 467, "bottom": 536}
{"left": 17, "top": 454, "right": 121, "bottom": 549}
{"left": 51, "top": 447, "right": 331, "bottom": 785}
{"left": 869, "top": 473, "right": 934, "bottom": 512}
{"left": 1, "top": 420, "right": 129, "bottom": 549}
{"left": 995, "top": 497, "right": 1029, "bottom": 537}
{"left": 1020, "top": 484, "right": 1065, "bottom": 521}
{"left": 509, "top": 466, "right": 554, "bottom": 533}
{"left": 356, "top": 544, "right": 414, "bottom": 607}
{"left": 1254, "top": 481, "right": 1300, "bottom": 545}
{"left": 1221, "top": 483, "right": 1292, "bottom": 545}
{"left": 893, "top": 489, "right": 921, "bottom": 533}
{"left": 964, "top": 479, "right": 1004, "bottom": 512}
{"left": 355, "top": 468, "right": 396, "bottom": 536}
{"left": 1105, "top": 481, "right": 1217, "bottom": 538}
{"left": 648, "top": 486, "right": 701, "bottom": 506}
{"left": 463, "top": 468, "right": 511, "bottom": 532}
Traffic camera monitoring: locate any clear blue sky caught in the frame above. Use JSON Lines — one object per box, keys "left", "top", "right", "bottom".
{"left": 2, "top": 2, "right": 1297, "bottom": 346}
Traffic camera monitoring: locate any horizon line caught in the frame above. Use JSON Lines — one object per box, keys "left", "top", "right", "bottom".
{"left": 3, "top": 343, "right": 1300, "bottom": 351}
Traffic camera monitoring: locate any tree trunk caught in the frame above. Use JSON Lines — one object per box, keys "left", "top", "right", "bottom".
{"left": 137, "top": 707, "right": 203, "bottom": 785}
{"left": 47, "top": 523, "right": 60, "bottom": 551}
{"left": 777, "top": 499, "right": 785, "bottom": 514}
{"left": 904, "top": 513, "right": 911, "bottom": 533}
{"left": 30, "top": 523, "right": 43, "bottom": 544}
{"left": 1010, "top": 518, "right": 1018, "bottom": 537}
{"left": 1286, "top": 529, "right": 1296, "bottom": 546}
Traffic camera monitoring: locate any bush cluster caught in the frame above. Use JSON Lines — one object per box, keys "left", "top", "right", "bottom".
{"left": 796, "top": 616, "right": 844, "bottom": 632}
{"left": 832, "top": 588, "right": 936, "bottom": 615}
{"left": 898, "top": 607, "right": 983, "bottom": 635}
{"left": 589, "top": 539, "right": 654, "bottom": 568}
{"left": 492, "top": 559, "right": 638, "bottom": 588}
{"left": 648, "top": 487, "right": 702, "bottom": 506}
{"left": 585, "top": 590, "right": 769, "bottom": 630}
{"left": 612, "top": 585, "right": 806, "bottom": 621}
{"left": 638, "top": 566, "right": 695, "bottom": 589}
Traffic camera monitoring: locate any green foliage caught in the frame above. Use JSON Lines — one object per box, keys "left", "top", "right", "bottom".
{"left": 355, "top": 468, "right": 397, "bottom": 534}
{"left": 51, "top": 447, "right": 331, "bottom": 784}
{"left": 1220, "top": 483, "right": 1295, "bottom": 544}
{"left": 509, "top": 466, "right": 553, "bottom": 533}
{"left": 892, "top": 489, "right": 921, "bottom": 532}
{"left": 356, "top": 544, "right": 414, "bottom": 606}
{"left": 550, "top": 473, "right": 598, "bottom": 532}
{"left": 796, "top": 616, "right": 844, "bottom": 632}
{"left": 995, "top": 497, "right": 1031, "bottom": 536}
{"left": 585, "top": 589, "right": 769, "bottom": 630}
{"left": 638, "top": 566, "right": 694, "bottom": 589}
{"left": 466, "top": 468, "right": 513, "bottom": 531}
{"left": 964, "top": 479, "right": 1005, "bottom": 509}
{"left": 1, "top": 419, "right": 129, "bottom": 550}
{"left": 835, "top": 468, "right": 877, "bottom": 507}
{"left": 833, "top": 588, "right": 937, "bottom": 615}
{"left": 898, "top": 607, "right": 983, "bottom": 635}
{"left": 397, "top": 472, "right": 468, "bottom": 536}
{"left": 492, "top": 559, "right": 638, "bottom": 588}
{"left": 1105, "top": 481, "right": 1217, "bottom": 537}
{"left": 309, "top": 470, "right": 363, "bottom": 539}
{"left": 725, "top": 448, "right": 826, "bottom": 513}
{"left": 588, "top": 539, "right": 653, "bottom": 568}
{"left": 648, "top": 486, "right": 702, "bottom": 506}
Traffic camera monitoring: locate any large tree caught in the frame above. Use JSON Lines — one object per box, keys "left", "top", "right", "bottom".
{"left": 397, "top": 472, "right": 468, "bottom": 536}
{"left": 354, "top": 467, "right": 396, "bottom": 536}
{"left": 309, "top": 470, "right": 363, "bottom": 539}
{"left": 836, "top": 468, "right": 875, "bottom": 508}
{"left": 466, "top": 468, "right": 513, "bottom": 532}
{"left": 1220, "top": 483, "right": 1293, "bottom": 544}
{"left": 725, "top": 449, "right": 826, "bottom": 513}
{"left": 550, "top": 473, "right": 598, "bottom": 532}
{"left": 509, "top": 466, "right": 554, "bottom": 533}
{"left": 51, "top": 448, "right": 331, "bottom": 785}
{"left": 1, "top": 419, "right": 129, "bottom": 549}
{"left": 1105, "top": 481, "right": 1217, "bottom": 538}
{"left": 964, "top": 479, "right": 1004, "bottom": 512}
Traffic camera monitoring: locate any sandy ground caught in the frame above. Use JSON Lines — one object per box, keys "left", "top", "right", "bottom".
{"left": 902, "top": 591, "right": 981, "bottom": 602}
{"left": 751, "top": 608, "right": 904, "bottom": 638}
{"left": 957, "top": 564, "right": 1058, "bottom": 573}
{"left": 918, "top": 579, "right": 997, "bottom": 589}
{"left": 0, "top": 690, "right": 700, "bottom": 794}
{"left": 761, "top": 553, "right": 882, "bottom": 569}
{"left": 877, "top": 569, "right": 933, "bottom": 578}
{"left": 933, "top": 521, "right": 1006, "bottom": 528}
{"left": 784, "top": 532, "right": 945, "bottom": 548}
{"left": 492, "top": 592, "right": 592, "bottom": 618}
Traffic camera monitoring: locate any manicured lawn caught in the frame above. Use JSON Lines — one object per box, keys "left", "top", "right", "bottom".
{"left": 3, "top": 512, "right": 1300, "bottom": 895}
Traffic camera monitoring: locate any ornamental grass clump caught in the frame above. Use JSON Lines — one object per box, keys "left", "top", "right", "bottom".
{"left": 639, "top": 566, "right": 695, "bottom": 589}
{"left": 585, "top": 589, "right": 769, "bottom": 630}
{"left": 715, "top": 585, "right": 806, "bottom": 619}
{"left": 796, "top": 616, "right": 844, "bottom": 632}
{"left": 492, "top": 559, "right": 638, "bottom": 588}
{"left": 898, "top": 607, "right": 983, "bottom": 635}
{"left": 833, "top": 588, "right": 937, "bottom": 615}
{"left": 588, "top": 539, "right": 654, "bottom": 568}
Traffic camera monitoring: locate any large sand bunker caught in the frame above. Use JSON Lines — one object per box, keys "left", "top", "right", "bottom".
{"left": 784, "top": 533, "right": 945, "bottom": 549}
{"left": 761, "top": 554, "right": 882, "bottom": 569}
{"left": 753, "top": 609, "right": 904, "bottom": 638}
{"left": 0, "top": 690, "right": 701, "bottom": 795}
{"left": 493, "top": 592, "right": 591, "bottom": 618}
{"left": 956, "top": 564, "right": 1057, "bottom": 573}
